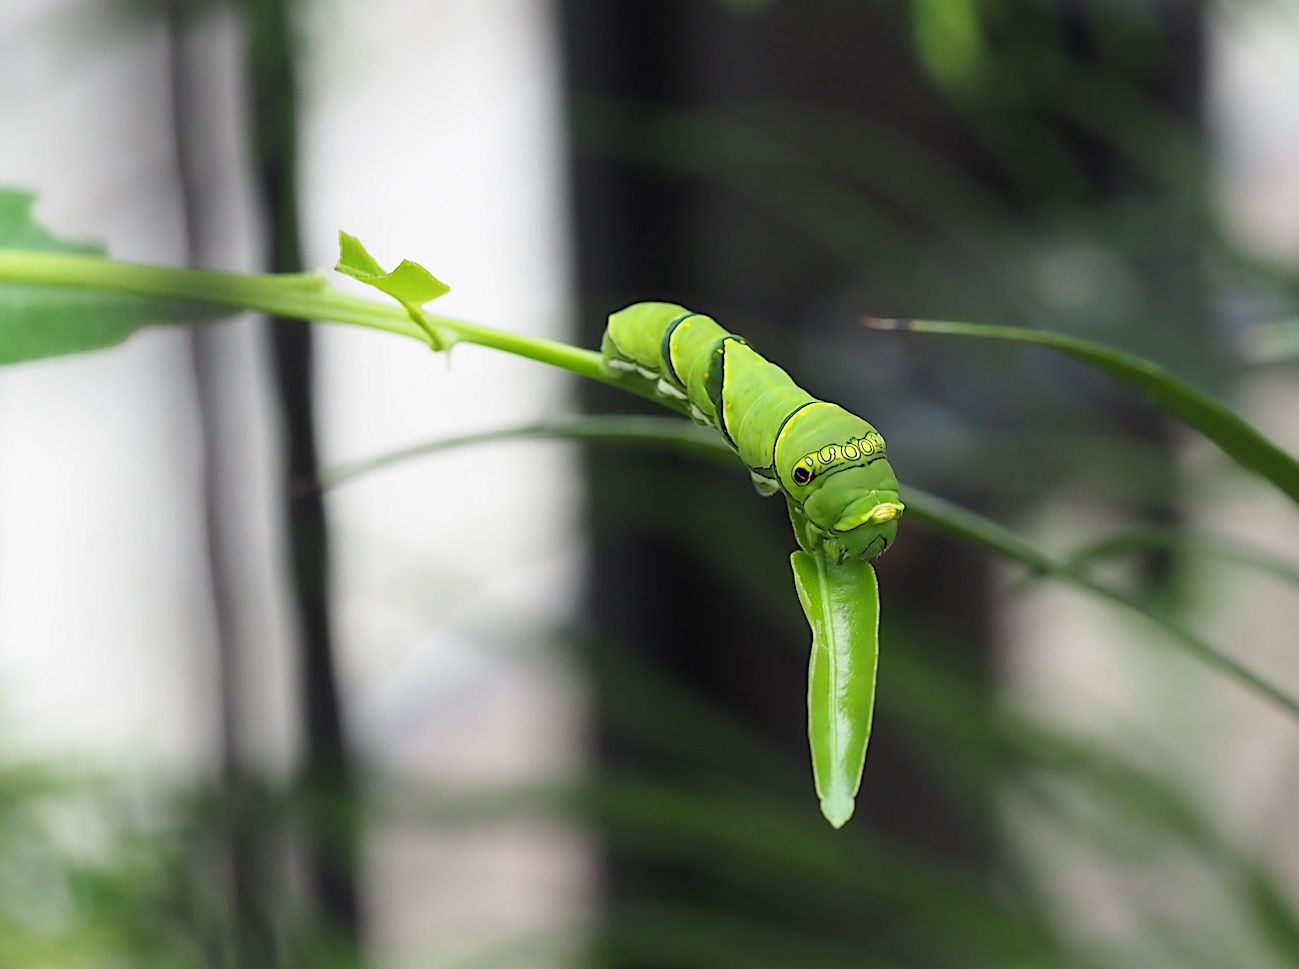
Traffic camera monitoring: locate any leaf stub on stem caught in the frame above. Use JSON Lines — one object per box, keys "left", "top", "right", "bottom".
{"left": 334, "top": 232, "right": 452, "bottom": 348}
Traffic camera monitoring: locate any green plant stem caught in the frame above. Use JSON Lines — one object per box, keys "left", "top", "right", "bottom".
{"left": 319, "top": 416, "right": 731, "bottom": 489}
{"left": 901, "top": 488, "right": 1299, "bottom": 722}
{"left": 7, "top": 248, "right": 1296, "bottom": 723}
{"left": 313, "top": 415, "right": 1299, "bottom": 724}
{"left": 0, "top": 249, "right": 606, "bottom": 383}
{"left": 1066, "top": 525, "right": 1299, "bottom": 592}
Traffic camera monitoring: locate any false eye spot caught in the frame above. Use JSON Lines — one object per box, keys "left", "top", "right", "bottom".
{"left": 792, "top": 466, "right": 811, "bottom": 485}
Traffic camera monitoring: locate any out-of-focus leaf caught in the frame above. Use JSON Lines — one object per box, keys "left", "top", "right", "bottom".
{"left": 716, "top": 0, "right": 777, "bottom": 13}
{"left": 590, "top": 777, "right": 1060, "bottom": 964}
{"left": 1068, "top": 525, "right": 1299, "bottom": 592}
{"left": 909, "top": 0, "right": 987, "bottom": 89}
{"left": 1241, "top": 868, "right": 1299, "bottom": 963}
{"left": 868, "top": 316, "right": 1299, "bottom": 511}
{"left": 901, "top": 486, "right": 1299, "bottom": 722}
{"left": 1244, "top": 318, "right": 1299, "bottom": 364}
{"left": 0, "top": 189, "right": 227, "bottom": 363}
{"left": 577, "top": 635, "right": 804, "bottom": 791}
{"left": 0, "top": 191, "right": 99, "bottom": 254}
{"left": 319, "top": 415, "right": 731, "bottom": 490}
{"left": 600, "top": 904, "right": 901, "bottom": 969}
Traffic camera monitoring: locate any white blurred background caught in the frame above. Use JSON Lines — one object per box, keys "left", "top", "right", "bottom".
{"left": 0, "top": 0, "right": 589, "bottom": 964}
{"left": 3, "top": 0, "right": 1299, "bottom": 966}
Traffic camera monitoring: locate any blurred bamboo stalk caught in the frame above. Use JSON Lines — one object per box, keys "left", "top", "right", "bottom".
{"left": 238, "top": 0, "right": 363, "bottom": 956}
{"left": 164, "top": 2, "right": 282, "bottom": 965}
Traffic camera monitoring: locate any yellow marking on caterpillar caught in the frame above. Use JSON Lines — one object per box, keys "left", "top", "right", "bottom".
{"left": 796, "top": 431, "right": 886, "bottom": 482}
{"left": 833, "top": 499, "right": 905, "bottom": 532}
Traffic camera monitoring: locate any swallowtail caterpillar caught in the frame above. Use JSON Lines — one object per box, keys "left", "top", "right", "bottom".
{"left": 601, "top": 302, "right": 904, "bottom": 562}
{"left": 602, "top": 301, "right": 901, "bottom": 826}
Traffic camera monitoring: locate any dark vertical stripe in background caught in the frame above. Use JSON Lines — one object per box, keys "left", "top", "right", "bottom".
{"left": 239, "top": 0, "right": 362, "bottom": 953}
{"left": 163, "top": 3, "right": 279, "bottom": 965}
{"left": 559, "top": 1, "right": 1203, "bottom": 965}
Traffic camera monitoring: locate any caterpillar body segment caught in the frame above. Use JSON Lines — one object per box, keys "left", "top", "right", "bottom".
{"left": 601, "top": 302, "right": 904, "bottom": 563}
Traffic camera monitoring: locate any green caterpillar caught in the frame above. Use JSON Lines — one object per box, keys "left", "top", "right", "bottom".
{"left": 601, "top": 302, "right": 904, "bottom": 561}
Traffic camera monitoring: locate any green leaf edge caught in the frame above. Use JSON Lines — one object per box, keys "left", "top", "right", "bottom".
{"left": 866, "top": 316, "right": 1299, "bottom": 513}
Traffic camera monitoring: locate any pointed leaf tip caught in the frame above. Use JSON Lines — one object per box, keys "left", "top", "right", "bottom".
{"left": 820, "top": 792, "right": 856, "bottom": 829}
{"left": 336, "top": 230, "right": 384, "bottom": 278}
{"left": 862, "top": 315, "right": 909, "bottom": 331}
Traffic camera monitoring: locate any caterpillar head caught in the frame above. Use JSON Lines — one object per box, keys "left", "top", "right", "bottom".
{"left": 803, "top": 465, "right": 903, "bottom": 563}
{"left": 776, "top": 404, "right": 903, "bottom": 563}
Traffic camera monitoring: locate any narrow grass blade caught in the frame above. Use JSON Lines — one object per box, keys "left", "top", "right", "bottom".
{"left": 601, "top": 904, "right": 903, "bottom": 969}
{"left": 867, "top": 316, "right": 1299, "bottom": 511}
{"left": 318, "top": 415, "right": 734, "bottom": 489}
{"left": 1067, "top": 524, "right": 1299, "bottom": 592}
{"left": 901, "top": 486, "right": 1299, "bottom": 723}
{"left": 320, "top": 415, "right": 1299, "bottom": 724}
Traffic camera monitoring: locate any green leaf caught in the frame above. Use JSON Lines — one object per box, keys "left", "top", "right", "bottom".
{"left": 0, "top": 191, "right": 100, "bottom": 253}
{"left": 0, "top": 189, "right": 227, "bottom": 364}
{"left": 790, "top": 552, "right": 879, "bottom": 828}
{"left": 334, "top": 231, "right": 450, "bottom": 347}
{"left": 867, "top": 316, "right": 1299, "bottom": 512}
{"left": 1242, "top": 867, "right": 1299, "bottom": 963}
{"left": 909, "top": 0, "right": 987, "bottom": 89}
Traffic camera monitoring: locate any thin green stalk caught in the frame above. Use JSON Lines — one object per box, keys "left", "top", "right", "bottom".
{"left": 315, "top": 416, "right": 1299, "bottom": 725}
{"left": 868, "top": 316, "right": 1299, "bottom": 512}
{"left": 319, "top": 415, "right": 732, "bottom": 490}
{"left": 1066, "top": 525, "right": 1299, "bottom": 593}
{"left": 0, "top": 249, "right": 606, "bottom": 382}
{"left": 901, "top": 488, "right": 1299, "bottom": 722}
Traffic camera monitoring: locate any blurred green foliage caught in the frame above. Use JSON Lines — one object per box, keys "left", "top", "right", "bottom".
{"left": 1, "top": 0, "right": 1298, "bottom": 966}
{"left": 0, "top": 767, "right": 370, "bottom": 969}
